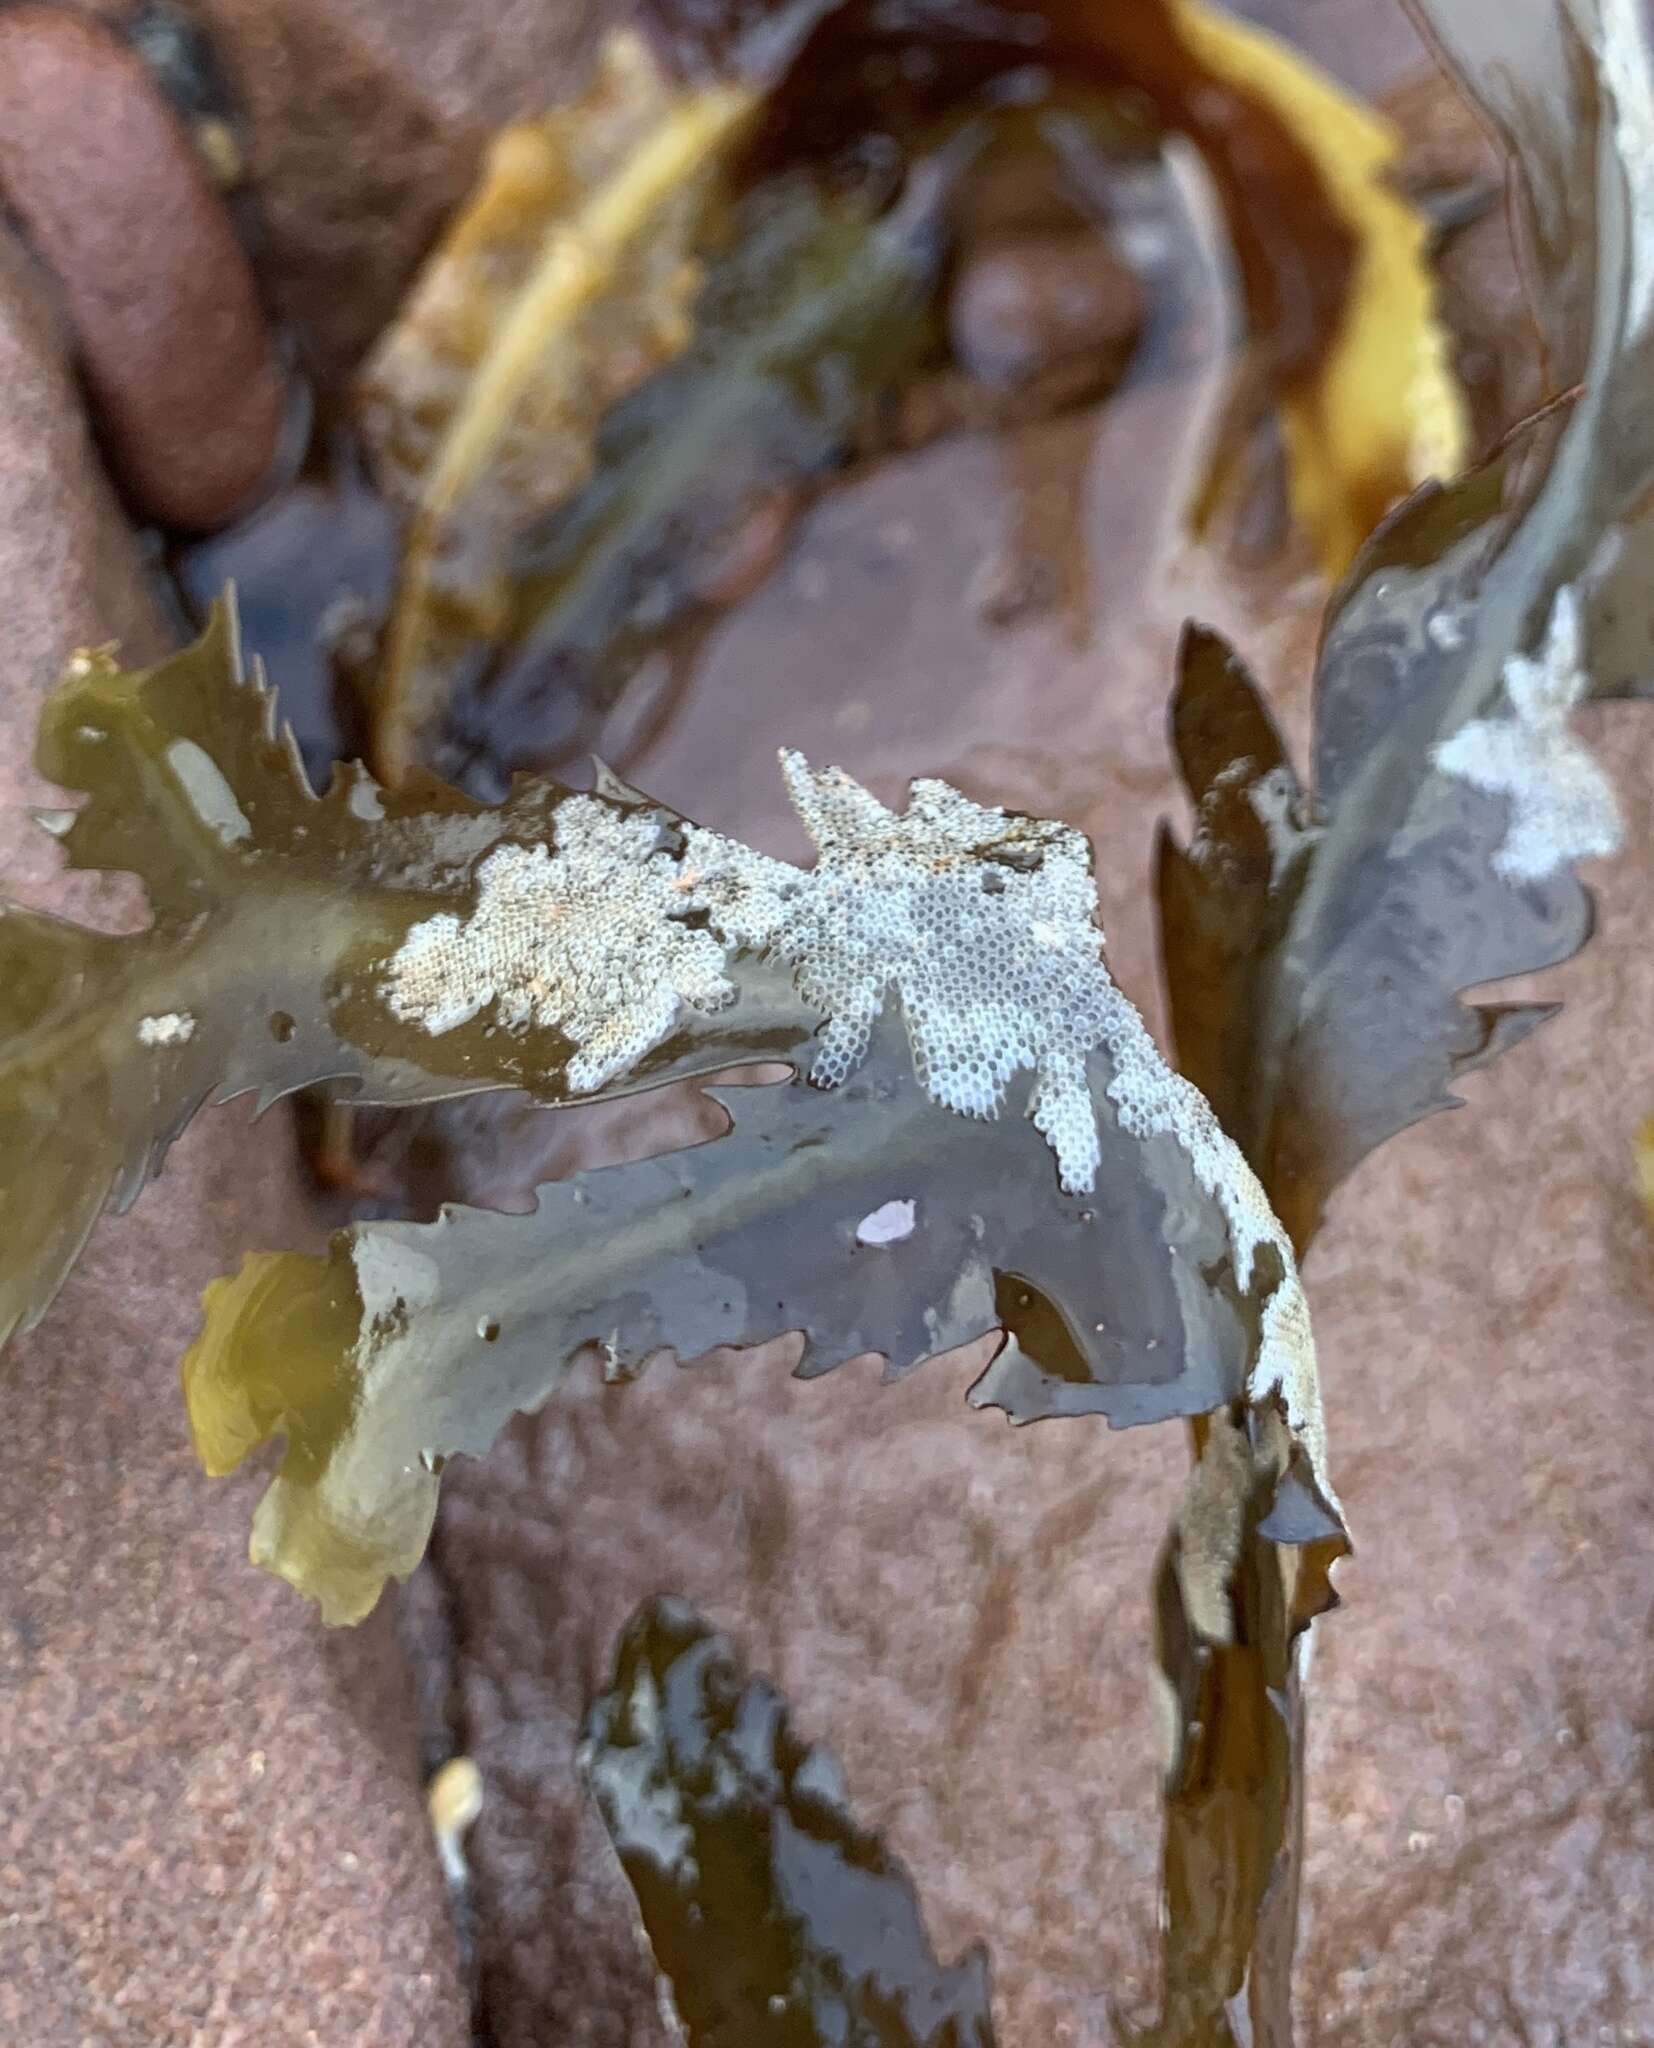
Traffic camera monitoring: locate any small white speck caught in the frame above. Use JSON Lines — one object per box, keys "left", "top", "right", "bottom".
{"left": 856, "top": 1198, "right": 917, "bottom": 1246}
{"left": 1246, "top": 763, "right": 1317, "bottom": 886}
{"left": 348, "top": 777, "right": 386, "bottom": 821}
{"left": 1426, "top": 608, "right": 1467, "bottom": 651}
{"left": 137, "top": 1012, "right": 195, "bottom": 1046}
{"left": 166, "top": 738, "right": 252, "bottom": 845}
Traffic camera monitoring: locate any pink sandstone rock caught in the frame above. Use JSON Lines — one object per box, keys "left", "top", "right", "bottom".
{"left": 0, "top": 220, "right": 468, "bottom": 2048}
{"left": 0, "top": 6, "right": 287, "bottom": 530}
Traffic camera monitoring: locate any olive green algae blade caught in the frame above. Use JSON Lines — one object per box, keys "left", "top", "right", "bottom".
{"left": 1159, "top": 0, "right": 1654, "bottom": 1253}
{"left": 1177, "top": 22, "right": 1654, "bottom": 1414}
{"left": 184, "top": 1019, "right": 1288, "bottom": 1626}
{"left": 1147, "top": 7, "right": 1654, "bottom": 2035}
{"left": 581, "top": 1595, "right": 1000, "bottom": 2047}
{"left": 0, "top": 599, "right": 812, "bottom": 1350}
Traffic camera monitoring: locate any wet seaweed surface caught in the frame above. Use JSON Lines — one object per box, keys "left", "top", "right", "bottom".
{"left": 582, "top": 1596, "right": 999, "bottom": 2047}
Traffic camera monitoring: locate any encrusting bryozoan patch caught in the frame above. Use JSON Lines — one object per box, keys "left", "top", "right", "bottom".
{"left": 381, "top": 795, "right": 737, "bottom": 1092}
{"left": 1107, "top": 1005, "right": 1329, "bottom": 1504}
{"left": 686, "top": 753, "right": 1118, "bottom": 1194}
{"left": 1432, "top": 584, "right": 1624, "bottom": 882}
{"left": 379, "top": 751, "right": 1332, "bottom": 1503}
{"left": 137, "top": 1011, "right": 195, "bottom": 1046}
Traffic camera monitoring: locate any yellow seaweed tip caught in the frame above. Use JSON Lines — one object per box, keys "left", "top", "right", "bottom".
{"left": 1176, "top": 0, "right": 1469, "bottom": 577}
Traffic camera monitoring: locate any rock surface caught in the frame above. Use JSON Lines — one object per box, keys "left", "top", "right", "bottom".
{"left": 0, "top": 223, "right": 467, "bottom": 2047}
{"left": 195, "top": 0, "right": 604, "bottom": 389}
{"left": 949, "top": 231, "right": 1145, "bottom": 393}
{"left": 0, "top": 6, "right": 287, "bottom": 529}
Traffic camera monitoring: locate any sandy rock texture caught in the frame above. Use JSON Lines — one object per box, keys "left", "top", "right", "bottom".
{"left": 195, "top": 0, "right": 605, "bottom": 387}
{"left": 0, "top": 5, "right": 286, "bottom": 529}
{"left": 0, "top": 225, "right": 467, "bottom": 2046}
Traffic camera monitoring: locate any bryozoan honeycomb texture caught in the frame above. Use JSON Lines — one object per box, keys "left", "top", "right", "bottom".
{"left": 381, "top": 796, "right": 735, "bottom": 1092}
